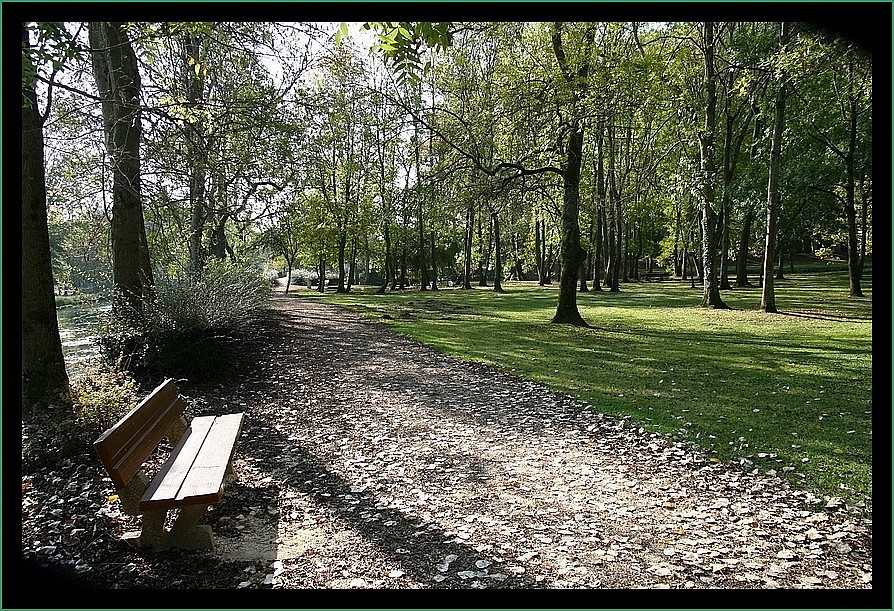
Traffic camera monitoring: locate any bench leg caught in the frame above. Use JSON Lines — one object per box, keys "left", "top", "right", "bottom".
{"left": 123, "top": 509, "right": 169, "bottom": 551}
{"left": 167, "top": 504, "right": 214, "bottom": 551}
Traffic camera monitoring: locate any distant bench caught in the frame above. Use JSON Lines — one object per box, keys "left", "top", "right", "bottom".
{"left": 94, "top": 379, "right": 244, "bottom": 551}
{"left": 641, "top": 271, "right": 671, "bottom": 282}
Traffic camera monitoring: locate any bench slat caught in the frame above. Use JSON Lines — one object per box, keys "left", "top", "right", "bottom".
{"left": 139, "top": 416, "right": 215, "bottom": 510}
{"left": 94, "top": 380, "right": 186, "bottom": 488}
{"left": 139, "top": 413, "right": 244, "bottom": 511}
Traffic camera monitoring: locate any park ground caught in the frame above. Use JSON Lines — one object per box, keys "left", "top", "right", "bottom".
{"left": 18, "top": 271, "right": 878, "bottom": 605}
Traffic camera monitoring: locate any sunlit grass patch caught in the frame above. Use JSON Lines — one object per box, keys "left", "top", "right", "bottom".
{"left": 317, "top": 271, "right": 872, "bottom": 511}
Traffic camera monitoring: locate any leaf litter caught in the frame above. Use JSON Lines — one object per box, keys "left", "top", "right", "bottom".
{"left": 20, "top": 297, "right": 873, "bottom": 593}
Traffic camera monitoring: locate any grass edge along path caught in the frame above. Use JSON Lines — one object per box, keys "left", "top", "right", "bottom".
{"left": 308, "top": 271, "right": 872, "bottom": 515}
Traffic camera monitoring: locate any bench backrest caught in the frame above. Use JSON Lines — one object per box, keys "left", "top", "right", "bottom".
{"left": 94, "top": 379, "right": 187, "bottom": 489}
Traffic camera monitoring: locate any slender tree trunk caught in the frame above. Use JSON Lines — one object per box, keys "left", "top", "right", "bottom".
{"left": 775, "top": 238, "right": 785, "bottom": 280}
{"left": 592, "top": 204, "right": 604, "bottom": 291}
{"left": 698, "top": 21, "right": 728, "bottom": 309}
{"left": 22, "top": 26, "right": 70, "bottom": 415}
{"left": 551, "top": 122, "right": 589, "bottom": 326}
{"left": 462, "top": 204, "right": 474, "bottom": 289}
{"left": 429, "top": 229, "right": 439, "bottom": 290}
{"left": 89, "top": 21, "right": 154, "bottom": 316}
{"left": 535, "top": 216, "right": 544, "bottom": 285}
{"left": 760, "top": 52, "right": 788, "bottom": 312}
{"left": 347, "top": 236, "right": 357, "bottom": 291}
{"left": 512, "top": 232, "right": 525, "bottom": 281}
{"left": 492, "top": 210, "right": 506, "bottom": 292}
{"left": 735, "top": 204, "right": 755, "bottom": 286}
{"left": 477, "top": 205, "right": 490, "bottom": 286}
{"left": 844, "top": 121, "right": 864, "bottom": 297}
{"left": 317, "top": 254, "right": 326, "bottom": 293}
{"left": 184, "top": 33, "right": 207, "bottom": 280}
{"left": 379, "top": 223, "right": 392, "bottom": 293}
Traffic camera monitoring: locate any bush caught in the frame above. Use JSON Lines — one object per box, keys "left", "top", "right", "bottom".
{"left": 71, "top": 363, "right": 139, "bottom": 442}
{"left": 22, "top": 363, "right": 138, "bottom": 468}
{"left": 99, "top": 261, "right": 270, "bottom": 379}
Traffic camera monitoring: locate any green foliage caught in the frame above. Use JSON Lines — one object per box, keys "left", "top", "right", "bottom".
{"left": 99, "top": 261, "right": 270, "bottom": 379}
{"left": 23, "top": 22, "right": 82, "bottom": 90}
{"left": 21, "top": 362, "right": 138, "bottom": 467}
{"left": 70, "top": 363, "right": 140, "bottom": 443}
{"left": 359, "top": 21, "right": 453, "bottom": 87}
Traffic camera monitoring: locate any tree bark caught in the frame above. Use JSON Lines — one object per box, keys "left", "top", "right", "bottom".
{"left": 89, "top": 21, "right": 154, "bottom": 316}
{"left": 461, "top": 204, "right": 474, "bottom": 289}
{"left": 551, "top": 122, "right": 589, "bottom": 326}
{"left": 22, "top": 26, "right": 71, "bottom": 415}
{"left": 429, "top": 229, "right": 439, "bottom": 290}
{"left": 760, "top": 41, "right": 788, "bottom": 312}
{"left": 184, "top": 32, "right": 207, "bottom": 280}
{"left": 698, "top": 22, "right": 728, "bottom": 309}
{"left": 492, "top": 209, "right": 505, "bottom": 293}
{"left": 735, "top": 204, "right": 755, "bottom": 287}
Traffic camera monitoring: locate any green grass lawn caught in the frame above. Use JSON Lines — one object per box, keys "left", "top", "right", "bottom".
{"left": 306, "top": 271, "right": 873, "bottom": 513}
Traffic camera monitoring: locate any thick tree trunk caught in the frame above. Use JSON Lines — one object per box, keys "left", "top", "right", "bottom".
{"left": 89, "top": 21, "right": 153, "bottom": 316}
{"left": 551, "top": 123, "right": 589, "bottom": 326}
{"left": 22, "top": 27, "right": 70, "bottom": 415}
{"left": 698, "top": 22, "right": 728, "bottom": 309}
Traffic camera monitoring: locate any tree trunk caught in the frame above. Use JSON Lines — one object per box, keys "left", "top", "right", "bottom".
{"left": 760, "top": 55, "right": 788, "bottom": 313}
{"left": 347, "top": 236, "right": 357, "bottom": 291}
{"left": 477, "top": 205, "right": 490, "bottom": 287}
{"left": 512, "top": 232, "right": 525, "bottom": 281}
{"left": 735, "top": 204, "right": 754, "bottom": 286}
{"left": 379, "top": 223, "right": 392, "bottom": 293}
{"left": 551, "top": 122, "right": 589, "bottom": 326}
{"left": 462, "top": 204, "right": 474, "bottom": 289}
{"left": 429, "top": 229, "right": 438, "bottom": 290}
{"left": 492, "top": 210, "right": 505, "bottom": 293}
{"left": 89, "top": 22, "right": 154, "bottom": 316}
{"left": 844, "top": 117, "right": 864, "bottom": 297}
{"left": 336, "top": 226, "right": 348, "bottom": 293}
{"left": 317, "top": 255, "right": 326, "bottom": 293}
{"left": 22, "top": 26, "right": 71, "bottom": 415}
{"left": 184, "top": 32, "right": 207, "bottom": 280}
{"left": 698, "top": 22, "right": 728, "bottom": 309}
{"left": 592, "top": 204, "right": 604, "bottom": 291}
{"left": 535, "top": 216, "right": 544, "bottom": 285}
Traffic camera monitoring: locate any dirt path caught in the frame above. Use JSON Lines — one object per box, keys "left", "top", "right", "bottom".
{"left": 20, "top": 294, "right": 874, "bottom": 600}
{"left": 200, "top": 296, "right": 872, "bottom": 591}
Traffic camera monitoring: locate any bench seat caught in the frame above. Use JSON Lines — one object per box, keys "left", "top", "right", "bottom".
{"left": 141, "top": 413, "right": 244, "bottom": 511}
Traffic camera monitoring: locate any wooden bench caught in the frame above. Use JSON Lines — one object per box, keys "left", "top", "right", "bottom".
{"left": 93, "top": 379, "right": 244, "bottom": 551}
{"left": 641, "top": 271, "right": 671, "bottom": 282}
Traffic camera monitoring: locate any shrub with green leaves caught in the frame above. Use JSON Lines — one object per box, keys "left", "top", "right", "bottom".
{"left": 71, "top": 362, "right": 139, "bottom": 442}
{"left": 22, "top": 363, "right": 138, "bottom": 467}
{"left": 99, "top": 261, "right": 270, "bottom": 379}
